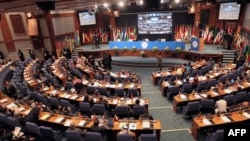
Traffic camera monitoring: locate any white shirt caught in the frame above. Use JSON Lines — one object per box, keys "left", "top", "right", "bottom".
{"left": 215, "top": 99, "right": 227, "bottom": 113}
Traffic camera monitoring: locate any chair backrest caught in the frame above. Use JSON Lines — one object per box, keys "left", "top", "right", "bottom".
{"left": 7, "top": 116, "right": 21, "bottom": 128}
{"left": 190, "top": 69, "right": 199, "bottom": 77}
{"left": 210, "top": 129, "right": 224, "bottom": 141}
{"left": 0, "top": 113, "right": 7, "bottom": 123}
{"left": 60, "top": 99, "right": 71, "bottom": 107}
{"left": 128, "top": 88, "right": 138, "bottom": 97}
{"left": 196, "top": 81, "right": 207, "bottom": 92}
{"left": 65, "top": 81, "right": 74, "bottom": 90}
{"left": 97, "top": 87, "right": 108, "bottom": 96}
{"left": 115, "top": 88, "right": 125, "bottom": 97}
{"left": 40, "top": 126, "right": 56, "bottom": 140}
{"left": 200, "top": 99, "right": 215, "bottom": 109}
{"left": 25, "top": 122, "right": 41, "bottom": 136}
{"left": 92, "top": 104, "right": 105, "bottom": 115}
{"left": 140, "top": 134, "right": 157, "bottom": 141}
{"left": 181, "top": 83, "right": 193, "bottom": 94}
{"left": 117, "top": 134, "right": 134, "bottom": 141}
{"left": 85, "top": 132, "right": 103, "bottom": 141}
{"left": 223, "top": 94, "right": 234, "bottom": 106}
{"left": 49, "top": 97, "right": 60, "bottom": 107}
{"left": 65, "top": 129, "right": 83, "bottom": 141}
{"left": 115, "top": 105, "right": 130, "bottom": 117}
{"left": 133, "top": 105, "right": 145, "bottom": 118}
{"left": 206, "top": 79, "right": 218, "bottom": 89}
{"left": 234, "top": 91, "right": 247, "bottom": 104}
{"left": 86, "top": 86, "right": 97, "bottom": 94}
{"left": 79, "top": 102, "right": 91, "bottom": 112}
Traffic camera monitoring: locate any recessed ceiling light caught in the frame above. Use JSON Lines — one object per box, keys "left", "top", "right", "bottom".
{"left": 118, "top": 1, "right": 124, "bottom": 7}
{"left": 104, "top": 3, "right": 108, "bottom": 8}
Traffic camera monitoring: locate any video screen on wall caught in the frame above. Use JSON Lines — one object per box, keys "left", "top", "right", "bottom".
{"left": 138, "top": 12, "right": 172, "bottom": 34}
{"left": 219, "top": 2, "right": 241, "bottom": 20}
{"left": 78, "top": 12, "right": 96, "bottom": 26}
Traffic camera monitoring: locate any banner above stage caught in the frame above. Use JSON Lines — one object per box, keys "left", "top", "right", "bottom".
{"left": 109, "top": 41, "right": 185, "bottom": 50}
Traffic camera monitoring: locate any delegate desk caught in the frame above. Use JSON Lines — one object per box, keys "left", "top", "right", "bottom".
{"left": 39, "top": 111, "right": 162, "bottom": 141}
{"left": 0, "top": 95, "right": 31, "bottom": 116}
{"left": 109, "top": 41, "right": 185, "bottom": 50}
{"left": 191, "top": 109, "right": 250, "bottom": 139}
{"left": 42, "top": 87, "right": 148, "bottom": 107}
{"left": 173, "top": 80, "right": 250, "bottom": 112}
{"left": 24, "top": 59, "right": 39, "bottom": 88}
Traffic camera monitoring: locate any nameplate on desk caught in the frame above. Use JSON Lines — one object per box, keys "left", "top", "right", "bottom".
{"left": 243, "top": 112, "right": 250, "bottom": 118}
{"left": 202, "top": 118, "right": 212, "bottom": 125}
{"left": 78, "top": 120, "right": 86, "bottom": 126}
{"left": 220, "top": 116, "right": 231, "bottom": 122}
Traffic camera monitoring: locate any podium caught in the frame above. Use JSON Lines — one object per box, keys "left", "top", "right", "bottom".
{"left": 190, "top": 37, "right": 204, "bottom": 51}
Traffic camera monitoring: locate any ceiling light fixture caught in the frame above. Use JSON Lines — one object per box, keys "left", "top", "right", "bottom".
{"left": 175, "top": 0, "right": 180, "bottom": 3}
{"left": 104, "top": 3, "right": 108, "bottom": 8}
{"left": 118, "top": 1, "right": 124, "bottom": 7}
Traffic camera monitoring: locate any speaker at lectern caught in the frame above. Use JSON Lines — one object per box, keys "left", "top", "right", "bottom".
{"left": 191, "top": 37, "right": 204, "bottom": 51}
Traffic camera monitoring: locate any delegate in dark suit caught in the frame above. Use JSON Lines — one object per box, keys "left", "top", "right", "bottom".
{"left": 3, "top": 82, "right": 17, "bottom": 98}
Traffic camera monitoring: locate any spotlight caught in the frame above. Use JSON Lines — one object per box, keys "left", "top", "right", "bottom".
{"left": 118, "top": 1, "right": 124, "bottom": 7}
{"left": 175, "top": 0, "right": 180, "bottom": 3}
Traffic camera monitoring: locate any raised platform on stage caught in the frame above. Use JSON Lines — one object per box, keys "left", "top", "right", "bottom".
{"left": 109, "top": 41, "right": 185, "bottom": 50}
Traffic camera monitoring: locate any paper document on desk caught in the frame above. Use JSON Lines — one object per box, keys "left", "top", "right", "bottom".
{"left": 142, "top": 120, "right": 150, "bottom": 128}
{"left": 71, "top": 95, "right": 78, "bottom": 99}
{"left": 119, "top": 122, "right": 127, "bottom": 128}
{"left": 42, "top": 87, "right": 49, "bottom": 91}
{"left": 211, "top": 92, "right": 219, "bottom": 96}
{"left": 23, "top": 109, "right": 31, "bottom": 115}
{"left": 194, "top": 94, "right": 201, "bottom": 99}
{"left": 78, "top": 120, "right": 86, "bottom": 126}
{"left": 13, "top": 126, "right": 21, "bottom": 136}
{"left": 50, "top": 90, "right": 58, "bottom": 96}
{"left": 82, "top": 80, "right": 89, "bottom": 85}
{"left": 6, "top": 103, "right": 17, "bottom": 109}
{"left": 55, "top": 117, "right": 64, "bottom": 123}
{"left": 129, "top": 84, "right": 135, "bottom": 88}
{"left": 242, "top": 112, "right": 250, "bottom": 118}
{"left": 220, "top": 116, "right": 231, "bottom": 122}
{"left": 200, "top": 94, "right": 207, "bottom": 98}
{"left": 109, "top": 84, "right": 115, "bottom": 88}
{"left": 129, "top": 123, "right": 137, "bottom": 130}
{"left": 64, "top": 94, "right": 71, "bottom": 98}
{"left": 112, "top": 99, "right": 118, "bottom": 104}
{"left": 0, "top": 98, "right": 8, "bottom": 103}
{"left": 18, "top": 107, "right": 25, "bottom": 112}
{"left": 64, "top": 119, "right": 72, "bottom": 126}
{"left": 180, "top": 94, "right": 187, "bottom": 100}
{"left": 41, "top": 114, "right": 51, "bottom": 120}
{"left": 202, "top": 118, "right": 212, "bottom": 125}
{"left": 224, "top": 89, "right": 233, "bottom": 94}
{"left": 117, "top": 84, "right": 122, "bottom": 87}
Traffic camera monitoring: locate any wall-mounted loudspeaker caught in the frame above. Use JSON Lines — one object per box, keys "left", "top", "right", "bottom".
{"left": 36, "top": 1, "right": 55, "bottom": 11}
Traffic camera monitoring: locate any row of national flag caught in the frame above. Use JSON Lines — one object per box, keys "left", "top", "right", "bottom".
{"left": 174, "top": 25, "right": 244, "bottom": 49}
{"left": 81, "top": 26, "right": 137, "bottom": 44}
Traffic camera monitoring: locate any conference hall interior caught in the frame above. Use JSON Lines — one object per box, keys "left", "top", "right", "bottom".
{"left": 0, "top": 0, "right": 250, "bottom": 141}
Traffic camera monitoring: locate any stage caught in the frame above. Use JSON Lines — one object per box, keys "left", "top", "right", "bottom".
{"left": 74, "top": 42, "right": 231, "bottom": 54}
